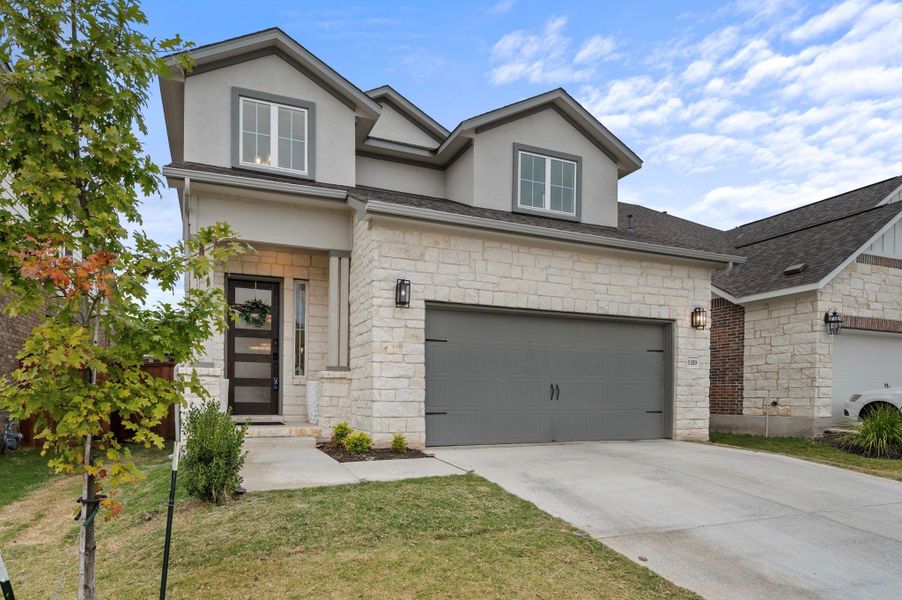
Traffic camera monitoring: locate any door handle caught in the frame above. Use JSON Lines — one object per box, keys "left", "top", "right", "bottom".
{"left": 550, "top": 384, "right": 555, "bottom": 401}
{"left": 272, "top": 376, "right": 279, "bottom": 391}
{"left": 554, "top": 384, "right": 560, "bottom": 400}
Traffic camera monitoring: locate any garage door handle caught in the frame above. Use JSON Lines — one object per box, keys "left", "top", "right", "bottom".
{"left": 554, "top": 384, "right": 560, "bottom": 400}
{"left": 425, "top": 411, "right": 447, "bottom": 416}
{"left": 646, "top": 410, "right": 663, "bottom": 414}
{"left": 550, "top": 384, "right": 555, "bottom": 400}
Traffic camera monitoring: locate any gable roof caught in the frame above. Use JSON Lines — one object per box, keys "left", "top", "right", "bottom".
{"left": 713, "top": 175, "right": 902, "bottom": 300}
{"left": 366, "top": 85, "right": 449, "bottom": 142}
{"left": 165, "top": 27, "right": 381, "bottom": 119}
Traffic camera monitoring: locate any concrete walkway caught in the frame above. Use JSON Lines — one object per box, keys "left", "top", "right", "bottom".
{"left": 432, "top": 440, "right": 902, "bottom": 600}
{"left": 241, "top": 438, "right": 465, "bottom": 492}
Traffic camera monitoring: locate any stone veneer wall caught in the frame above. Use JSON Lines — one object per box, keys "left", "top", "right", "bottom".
{"left": 820, "top": 255, "right": 902, "bottom": 325}
{"left": 186, "top": 246, "right": 330, "bottom": 420}
{"left": 742, "top": 292, "right": 830, "bottom": 419}
{"left": 349, "top": 218, "right": 714, "bottom": 447}
{"left": 709, "top": 297, "right": 744, "bottom": 415}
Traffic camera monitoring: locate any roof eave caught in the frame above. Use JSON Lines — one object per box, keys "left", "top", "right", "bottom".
{"left": 164, "top": 28, "right": 381, "bottom": 120}
{"left": 161, "top": 165, "right": 349, "bottom": 201}
{"left": 366, "top": 85, "right": 449, "bottom": 140}
{"left": 363, "top": 199, "right": 744, "bottom": 265}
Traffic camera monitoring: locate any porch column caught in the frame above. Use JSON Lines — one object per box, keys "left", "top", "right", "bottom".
{"left": 327, "top": 250, "right": 350, "bottom": 369}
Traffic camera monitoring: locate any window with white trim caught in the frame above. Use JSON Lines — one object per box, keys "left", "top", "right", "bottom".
{"left": 517, "top": 150, "right": 577, "bottom": 216}
{"left": 239, "top": 97, "right": 308, "bottom": 174}
{"left": 294, "top": 280, "right": 307, "bottom": 376}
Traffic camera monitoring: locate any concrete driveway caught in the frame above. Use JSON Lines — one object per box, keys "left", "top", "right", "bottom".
{"left": 432, "top": 440, "right": 902, "bottom": 600}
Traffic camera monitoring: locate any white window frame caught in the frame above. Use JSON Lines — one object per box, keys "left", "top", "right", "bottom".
{"left": 239, "top": 97, "right": 309, "bottom": 176}
{"left": 516, "top": 150, "right": 578, "bottom": 217}
{"left": 293, "top": 280, "right": 308, "bottom": 378}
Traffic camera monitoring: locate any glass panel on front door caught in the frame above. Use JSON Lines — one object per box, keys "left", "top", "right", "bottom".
{"left": 228, "top": 278, "right": 280, "bottom": 416}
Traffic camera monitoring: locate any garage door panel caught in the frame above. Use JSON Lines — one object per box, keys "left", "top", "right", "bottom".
{"left": 425, "top": 306, "right": 670, "bottom": 446}
{"left": 833, "top": 332, "right": 902, "bottom": 421}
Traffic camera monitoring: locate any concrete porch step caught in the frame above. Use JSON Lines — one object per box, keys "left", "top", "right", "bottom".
{"left": 233, "top": 418, "right": 321, "bottom": 441}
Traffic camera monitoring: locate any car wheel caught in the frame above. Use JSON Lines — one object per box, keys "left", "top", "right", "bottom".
{"left": 858, "top": 402, "right": 898, "bottom": 419}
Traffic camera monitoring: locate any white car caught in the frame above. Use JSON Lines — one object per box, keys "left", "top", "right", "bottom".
{"left": 844, "top": 387, "right": 902, "bottom": 420}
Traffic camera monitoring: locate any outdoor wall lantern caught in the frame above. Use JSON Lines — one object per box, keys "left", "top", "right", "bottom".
{"left": 824, "top": 308, "right": 843, "bottom": 335}
{"left": 691, "top": 307, "right": 708, "bottom": 330}
{"left": 395, "top": 279, "right": 411, "bottom": 308}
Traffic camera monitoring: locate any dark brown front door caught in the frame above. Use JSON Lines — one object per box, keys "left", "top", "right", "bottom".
{"left": 227, "top": 276, "right": 280, "bottom": 415}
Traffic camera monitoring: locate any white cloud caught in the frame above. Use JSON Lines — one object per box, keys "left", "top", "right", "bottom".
{"left": 488, "top": 0, "right": 517, "bottom": 15}
{"left": 488, "top": 17, "right": 617, "bottom": 85}
{"left": 486, "top": 2, "right": 902, "bottom": 227}
{"left": 574, "top": 35, "right": 616, "bottom": 64}
{"left": 788, "top": 0, "right": 870, "bottom": 42}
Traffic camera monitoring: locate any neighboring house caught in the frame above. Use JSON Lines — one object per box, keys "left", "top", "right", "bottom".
{"left": 158, "top": 27, "right": 899, "bottom": 447}
{"left": 709, "top": 176, "right": 902, "bottom": 436}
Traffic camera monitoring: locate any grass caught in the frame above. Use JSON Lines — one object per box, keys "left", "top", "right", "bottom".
{"left": 709, "top": 432, "right": 902, "bottom": 482}
{"left": 0, "top": 447, "right": 58, "bottom": 507}
{"left": 0, "top": 449, "right": 700, "bottom": 599}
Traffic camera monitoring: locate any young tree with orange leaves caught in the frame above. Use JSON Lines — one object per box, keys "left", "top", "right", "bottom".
{"left": 0, "top": 2, "right": 243, "bottom": 598}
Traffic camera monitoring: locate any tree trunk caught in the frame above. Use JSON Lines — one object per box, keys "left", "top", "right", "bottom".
{"left": 78, "top": 435, "right": 96, "bottom": 600}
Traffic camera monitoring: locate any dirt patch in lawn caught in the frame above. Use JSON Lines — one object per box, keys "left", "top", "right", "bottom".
{"left": 817, "top": 431, "right": 902, "bottom": 459}
{"left": 317, "top": 442, "right": 431, "bottom": 463}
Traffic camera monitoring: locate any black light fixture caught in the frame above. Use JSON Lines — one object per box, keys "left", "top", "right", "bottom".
{"left": 824, "top": 308, "right": 843, "bottom": 335}
{"left": 691, "top": 306, "right": 708, "bottom": 330}
{"left": 395, "top": 278, "right": 411, "bottom": 307}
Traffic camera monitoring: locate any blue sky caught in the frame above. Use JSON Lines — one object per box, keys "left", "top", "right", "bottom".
{"left": 136, "top": 0, "right": 902, "bottom": 298}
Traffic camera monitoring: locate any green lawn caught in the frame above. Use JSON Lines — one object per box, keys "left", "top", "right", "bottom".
{"left": 1, "top": 449, "right": 699, "bottom": 599}
{"left": 0, "top": 447, "right": 57, "bottom": 507}
{"left": 709, "top": 432, "right": 902, "bottom": 482}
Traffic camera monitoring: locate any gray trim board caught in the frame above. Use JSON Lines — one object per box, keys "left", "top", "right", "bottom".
{"left": 356, "top": 150, "right": 446, "bottom": 171}
{"left": 512, "top": 143, "right": 582, "bottom": 223}
{"left": 162, "top": 165, "right": 347, "bottom": 201}
{"left": 231, "top": 86, "right": 317, "bottom": 181}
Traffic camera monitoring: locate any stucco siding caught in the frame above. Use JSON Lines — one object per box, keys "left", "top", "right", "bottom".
{"left": 445, "top": 144, "right": 474, "bottom": 205}
{"left": 191, "top": 188, "right": 352, "bottom": 251}
{"left": 183, "top": 53, "right": 357, "bottom": 186}
{"left": 369, "top": 102, "right": 440, "bottom": 149}
{"left": 355, "top": 156, "right": 445, "bottom": 198}
{"left": 472, "top": 108, "right": 619, "bottom": 227}
{"left": 350, "top": 218, "right": 713, "bottom": 447}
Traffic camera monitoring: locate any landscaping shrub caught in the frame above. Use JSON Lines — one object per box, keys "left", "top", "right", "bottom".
{"left": 331, "top": 421, "right": 352, "bottom": 445}
{"left": 182, "top": 401, "right": 248, "bottom": 504}
{"left": 844, "top": 405, "right": 902, "bottom": 458}
{"left": 391, "top": 432, "right": 407, "bottom": 453}
{"left": 343, "top": 431, "right": 372, "bottom": 454}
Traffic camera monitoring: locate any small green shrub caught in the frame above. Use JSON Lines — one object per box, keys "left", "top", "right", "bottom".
{"left": 391, "top": 432, "right": 407, "bottom": 453}
{"left": 343, "top": 431, "right": 372, "bottom": 454}
{"left": 845, "top": 405, "right": 902, "bottom": 458}
{"left": 181, "top": 400, "right": 248, "bottom": 504}
{"left": 331, "top": 421, "right": 352, "bottom": 445}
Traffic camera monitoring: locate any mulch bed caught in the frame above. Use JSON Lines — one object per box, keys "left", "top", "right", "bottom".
{"left": 817, "top": 431, "right": 902, "bottom": 460}
{"left": 317, "top": 441, "right": 432, "bottom": 463}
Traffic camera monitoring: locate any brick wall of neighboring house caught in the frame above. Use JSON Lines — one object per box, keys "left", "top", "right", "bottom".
{"left": 709, "top": 297, "right": 745, "bottom": 415}
{"left": 0, "top": 291, "right": 41, "bottom": 378}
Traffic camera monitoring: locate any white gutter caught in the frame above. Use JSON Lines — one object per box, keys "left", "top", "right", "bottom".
{"left": 364, "top": 200, "right": 746, "bottom": 265}
{"left": 162, "top": 166, "right": 348, "bottom": 201}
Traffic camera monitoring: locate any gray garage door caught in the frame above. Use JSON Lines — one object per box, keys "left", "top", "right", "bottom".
{"left": 425, "top": 305, "right": 671, "bottom": 446}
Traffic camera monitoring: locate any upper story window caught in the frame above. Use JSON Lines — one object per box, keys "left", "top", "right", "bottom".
{"left": 515, "top": 147, "right": 579, "bottom": 219}
{"left": 239, "top": 97, "right": 308, "bottom": 174}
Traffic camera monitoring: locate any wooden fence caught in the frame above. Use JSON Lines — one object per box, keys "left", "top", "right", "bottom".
{"left": 17, "top": 361, "right": 177, "bottom": 446}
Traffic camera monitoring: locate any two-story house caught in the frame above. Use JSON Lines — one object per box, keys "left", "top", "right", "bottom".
{"left": 160, "top": 28, "right": 902, "bottom": 447}
{"left": 160, "top": 28, "right": 744, "bottom": 447}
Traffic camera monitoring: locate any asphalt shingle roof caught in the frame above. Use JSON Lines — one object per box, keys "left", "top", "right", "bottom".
{"left": 166, "top": 162, "right": 902, "bottom": 299}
